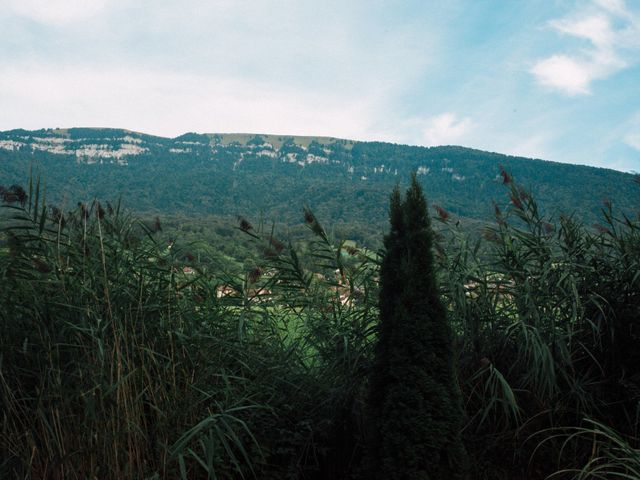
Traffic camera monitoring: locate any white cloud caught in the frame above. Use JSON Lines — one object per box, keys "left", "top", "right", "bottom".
{"left": 531, "top": 0, "right": 639, "bottom": 95}
{"left": 1, "top": 0, "right": 108, "bottom": 25}
{"left": 624, "top": 119, "right": 640, "bottom": 151}
{"left": 620, "top": 113, "right": 640, "bottom": 151}
{"left": 593, "top": 0, "right": 629, "bottom": 17}
{"left": 550, "top": 13, "right": 615, "bottom": 48}
{"left": 531, "top": 55, "right": 594, "bottom": 95}
{"left": 0, "top": 2, "right": 435, "bottom": 143}
{"left": 0, "top": 65, "right": 382, "bottom": 140}
{"left": 625, "top": 132, "right": 640, "bottom": 150}
{"left": 422, "top": 113, "right": 473, "bottom": 146}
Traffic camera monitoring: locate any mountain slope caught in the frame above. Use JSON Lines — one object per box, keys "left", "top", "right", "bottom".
{"left": 1, "top": 128, "right": 637, "bottom": 231}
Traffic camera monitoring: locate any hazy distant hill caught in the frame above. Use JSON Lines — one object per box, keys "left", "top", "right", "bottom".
{"left": 1, "top": 128, "right": 637, "bottom": 232}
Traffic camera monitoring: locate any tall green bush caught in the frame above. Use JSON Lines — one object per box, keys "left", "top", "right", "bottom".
{"left": 368, "top": 175, "right": 467, "bottom": 479}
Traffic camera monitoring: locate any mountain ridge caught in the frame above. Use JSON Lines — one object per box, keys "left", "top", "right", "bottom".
{"left": 1, "top": 127, "right": 638, "bottom": 235}
{"left": 1, "top": 126, "right": 628, "bottom": 172}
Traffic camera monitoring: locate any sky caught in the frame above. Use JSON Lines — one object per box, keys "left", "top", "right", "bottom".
{"left": 0, "top": 0, "right": 639, "bottom": 172}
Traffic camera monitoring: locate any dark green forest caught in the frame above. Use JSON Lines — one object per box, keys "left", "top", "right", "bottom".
{"left": 1, "top": 128, "right": 638, "bottom": 240}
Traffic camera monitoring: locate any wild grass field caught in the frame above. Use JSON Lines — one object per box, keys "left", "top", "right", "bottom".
{"left": 1, "top": 173, "right": 639, "bottom": 479}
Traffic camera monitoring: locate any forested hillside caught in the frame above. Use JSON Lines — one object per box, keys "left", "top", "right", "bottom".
{"left": 1, "top": 128, "right": 637, "bottom": 236}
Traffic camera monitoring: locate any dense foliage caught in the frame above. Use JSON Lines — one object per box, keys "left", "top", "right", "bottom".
{"left": 368, "top": 176, "right": 467, "bottom": 479}
{"left": 1, "top": 171, "right": 639, "bottom": 479}
{"left": 439, "top": 171, "right": 640, "bottom": 478}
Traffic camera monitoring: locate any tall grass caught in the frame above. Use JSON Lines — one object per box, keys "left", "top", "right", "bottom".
{"left": 0, "top": 180, "right": 381, "bottom": 479}
{"left": 1, "top": 171, "right": 638, "bottom": 479}
{"left": 0, "top": 183, "right": 275, "bottom": 478}
{"left": 531, "top": 418, "right": 639, "bottom": 479}
{"left": 437, "top": 171, "right": 640, "bottom": 478}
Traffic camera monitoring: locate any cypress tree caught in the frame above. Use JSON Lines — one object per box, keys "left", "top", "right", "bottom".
{"left": 367, "top": 174, "right": 467, "bottom": 479}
